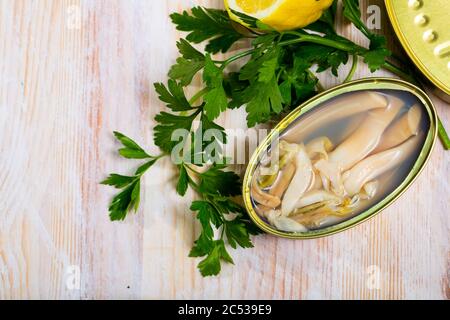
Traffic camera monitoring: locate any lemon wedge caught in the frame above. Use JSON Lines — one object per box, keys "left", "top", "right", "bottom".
{"left": 225, "top": 0, "right": 334, "bottom": 31}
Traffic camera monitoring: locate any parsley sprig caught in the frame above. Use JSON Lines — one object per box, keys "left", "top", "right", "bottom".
{"left": 181, "top": 163, "right": 261, "bottom": 276}
{"left": 101, "top": 132, "right": 163, "bottom": 221}
{"left": 103, "top": 1, "right": 450, "bottom": 277}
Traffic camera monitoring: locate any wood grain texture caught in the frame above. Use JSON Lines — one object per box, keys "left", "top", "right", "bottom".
{"left": 0, "top": 0, "right": 448, "bottom": 300}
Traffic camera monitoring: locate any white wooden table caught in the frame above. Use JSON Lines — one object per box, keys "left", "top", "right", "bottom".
{"left": 0, "top": 0, "right": 448, "bottom": 300}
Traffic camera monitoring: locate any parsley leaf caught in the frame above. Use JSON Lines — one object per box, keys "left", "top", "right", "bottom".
{"left": 176, "top": 165, "right": 189, "bottom": 196}
{"left": 113, "top": 131, "right": 151, "bottom": 159}
{"left": 244, "top": 76, "right": 283, "bottom": 127}
{"left": 193, "top": 113, "right": 227, "bottom": 164}
{"left": 237, "top": 47, "right": 284, "bottom": 126}
{"left": 154, "top": 110, "right": 201, "bottom": 154}
{"left": 343, "top": 0, "right": 391, "bottom": 72}
{"left": 363, "top": 35, "right": 391, "bottom": 72}
{"left": 228, "top": 8, "right": 274, "bottom": 31}
{"left": 278, "top": 56, "right": 318, "bottom": 108}
{"left": 362, "top": 47, "right": 391, "bottom": 72}
{"left": 225, "top": 218, "right": 254, "bottom": 249}
{"left": 102, "top": 132, "right": 160, "bottom": 221}
{"left": 176, "top": 38, "right": 205, "bottom": 60}
{"left": 192, "top": 201, "right": 223, "bottom": 231}
{"left": 224, "top": 72, "right": 250, "bottom": 109}
{"left": 169, "top": 58, "right": 205, "bottom": 87}
{"left": 154, "top": 80, "right": 192, "bottom": 112}
{"left": 343, "top": 0, "right": 370, "bottom": 38}
{"left": 258, "top": 50, "right": 280, "bottom": 83}
{"left": 198, "top": 164, "right": 241, "bottom": 197}
{"left": 229, "top": 9, "right": 259, "bottom": 29}
{"left": 135, "top": 159, "right": 158, "bottom": 175}
{"left": 200, "top": 113, "right": 227, "bottom": 145}
{"left": 292, "top": 41, "right": 349, "bottom": 77}
{"left": 239, "top": 47, "right": 280, "bottom": 83}
{"left": 203, "top": 55, "right": 228, "bottom": 120}
{"left": 197, "top": 240, "right": 233, "bottom": 277}
{"left": 189, "top": 201, "right": 222, "bottom": 259}
{"left": 106, "top": 180, "right": 141, "bottom": 221}
{"left": 101, "top": 174, "right": 135, "bottom": 189}
{"left": 189, "top": 231, "right": 214, "bottom": 258}
{"left": 188, "top": 198, "right": 252, "bottom": 277}
{"left": 319, "top": 50, "right": 349, "bottom": 76}
{"left": 169, "top": 39, "right": 206, "bottom": 86}
{"left": 170, "top": 7, "right": 244, "bottom": 54}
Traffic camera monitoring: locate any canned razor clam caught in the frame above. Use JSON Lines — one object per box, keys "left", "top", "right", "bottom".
{"left": 243, "top": 78, "right": 437, "bottom": 239}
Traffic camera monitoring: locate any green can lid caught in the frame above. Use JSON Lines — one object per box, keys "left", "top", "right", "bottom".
{"left": 386, "top": 0, "right": 450, "bottom": 96}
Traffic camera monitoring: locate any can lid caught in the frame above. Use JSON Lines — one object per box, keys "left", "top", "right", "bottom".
{"left": 386, "top": 0, "right": 450, "bottom": 95}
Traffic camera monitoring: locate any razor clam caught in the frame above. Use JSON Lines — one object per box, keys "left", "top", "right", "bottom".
{"left": 267, "top": 210, "right": 308, "bottom": 233}
{"left": 343, "top": 135, "right": 421, "bottom": 196}
{"left": 361, "top": 180, "right": 379, "bottom": 200}
{"left": 254, "top": 204, "right": 272, "bottom": 218}
{"left": 257, "top": 169, "right": 279, "bottom": 189}
{"left": 327, "top": 95, "right": 404, "bottom": 170}
{"left": 269, "top": 162, "right": 296, "bottom": 199}
{"left": 291, "top": 203, "right": 348, "bottom": 229}
{"left": 283, "top": 91, "right": 388, "bottom": 143}
{"left": 310, "top": 170, "right": 324, "bottom": 190}
{"left": 314, "top": 96, "right": 404, "bottom": 195}
{"left": 305, "top": 136, "right": 334, "bottom": 160}
{"left": 295, "top": 190, "right": 342, "bottom": 209}
{"left": 373, "top": 104, "right": 422, "bottom": 153}
{"left": 281, "top": 145, "right": 315, "bottom": 216}
{"left": 315, "top": 159, "right": 345, "bottom": 196}
{"left": 251, "top": 178, "right": 281, "bottom": 208}
{"left": 257, "top": 141, "right": 300, "bottom": 188}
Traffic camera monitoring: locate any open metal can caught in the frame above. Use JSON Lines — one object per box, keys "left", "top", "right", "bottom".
{"left": 243, "top": 78, "right": 437, "bottom": 239}
{"left": 386, "top": 0, "right": 450, "bottom": 101}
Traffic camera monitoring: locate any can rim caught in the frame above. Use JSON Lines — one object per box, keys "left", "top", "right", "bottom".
{"left": 385, "top": 0, "right": 450, "bottom": 95}
{"left": 242, "top": 77, "right": 438, "bottom": 239}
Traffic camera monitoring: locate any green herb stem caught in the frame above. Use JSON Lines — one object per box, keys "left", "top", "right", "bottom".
{"left": 438, "top": 118, "right": 450, "bottom": 150}
{"left": 382, "top": 60, "right": 418, "bottom": 85}
{"left": 316, "top": 81, "right": 325, "bottom": 93}
{"left": 154, "top": 154, "right": 166, "bottom": 161}
{"left": 344, "top": 55, "right": 358, "bottom": 83}
{"left": 220, "top": 49, "right": 255, "bottom": 68}
{"left": 279, "top": 32, "right": 420, "bottom": 86}
{"left": 189, "top": 88, "right": 209, "bottom": 105}
{"left": 307, "top": 70, "right": 324, "bottom": 92}
{"left": 280, "top": 32, "right": 360, "bottom": 52}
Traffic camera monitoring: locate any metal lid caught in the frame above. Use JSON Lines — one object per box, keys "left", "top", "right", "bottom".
{"left": 386, "top": 0, "right": 450, "bottom": 95}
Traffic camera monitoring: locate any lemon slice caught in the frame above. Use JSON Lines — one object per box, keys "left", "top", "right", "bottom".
{"left": 225, "top": 0, "right": 334, "bottom": 31}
